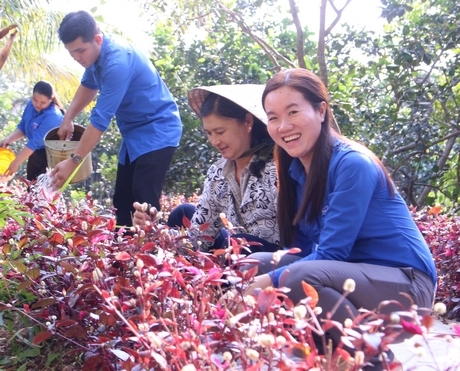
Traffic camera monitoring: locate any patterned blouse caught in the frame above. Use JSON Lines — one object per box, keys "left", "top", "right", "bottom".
{"left": 191, "top": 155, "right": 280, "bottom": 249}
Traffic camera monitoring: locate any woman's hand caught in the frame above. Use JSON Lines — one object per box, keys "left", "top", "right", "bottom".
{"left": 244, "top": 274, "right": 273, "bottom": 296}
{"left": 132, "top": 202, "right": 158, "bottom": 228}
{"left": 3, "top": 158, "right": 19, "bottom": 176}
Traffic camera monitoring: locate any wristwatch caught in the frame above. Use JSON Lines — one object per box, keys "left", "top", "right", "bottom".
{"left": 70, "top": 153, "right": 83, "bottom": 164}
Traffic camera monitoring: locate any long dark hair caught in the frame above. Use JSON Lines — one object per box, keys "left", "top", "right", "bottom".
{"left": 262, "top": 69, "right": 393, "bottom": 247}
{"left": 201, "top": 93, "right": 273, "bottom": 178}
{"left": 33, "top": 81, "right": 65, "bottom": 113}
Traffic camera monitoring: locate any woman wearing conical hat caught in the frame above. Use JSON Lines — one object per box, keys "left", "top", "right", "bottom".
{"left": 133, "top": 84, "right": 280, "bottom": 253}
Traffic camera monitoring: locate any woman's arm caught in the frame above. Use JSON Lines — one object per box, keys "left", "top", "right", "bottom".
{"left": 308, "top": 152, "right": 380, "bottom": 260}
{"left": 0, "top": 128, "right": 24, "bottom": 147}
{"left": 191, "top": 163, "right": 226, "bottom": 239}
{"left": 270, "top": 151, "right": 382, "bottom": 286}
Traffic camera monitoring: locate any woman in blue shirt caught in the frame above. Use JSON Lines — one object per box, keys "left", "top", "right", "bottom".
{"left": 0, "top": 81, "right": 64, "bottom": 180}
{"left": 245, "top": 68, "right": 437, "bottom": 369}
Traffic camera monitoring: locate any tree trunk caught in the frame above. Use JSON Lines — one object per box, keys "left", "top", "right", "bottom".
{"left": 318, "top": 0, "right": 328, "bottom": 87}
{"left": 288, "top": 0, "right": 306, "bottom": 69}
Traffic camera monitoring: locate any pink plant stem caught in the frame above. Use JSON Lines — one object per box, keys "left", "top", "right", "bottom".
{"left": 306, "top": 305, "right": 326, "bottom": 336}
{"left": 422, "top": 334, "right": 441, "bottom": 370}
{"left": 328, "top": 291, "right": 349, "bottom": 319}
{"left": 92, "top": 284, "right": 151, "bottom": 350}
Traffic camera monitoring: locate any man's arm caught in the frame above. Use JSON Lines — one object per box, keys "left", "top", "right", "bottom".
{"left": 70, "top": 123, "right": 103, "bottom": 160}
{"left": 58, "top": 85, "right": 98, "bottom": 140}
{"left": 50, "top": 123, "right": 103, "bottom": 190}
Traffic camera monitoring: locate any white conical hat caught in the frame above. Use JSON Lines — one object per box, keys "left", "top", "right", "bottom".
{"left": 187, "top": 84, "right": 267, "bottom": 124}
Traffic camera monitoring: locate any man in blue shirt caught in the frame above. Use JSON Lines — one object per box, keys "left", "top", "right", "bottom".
{"left": 50, "top": 10, "right": 182, "bottom": 227}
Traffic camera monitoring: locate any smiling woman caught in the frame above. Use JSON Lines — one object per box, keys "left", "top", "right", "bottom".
{"left": 265, "top": 85, "right": 326, "bottom": 171}
{"left": 246, "top": 68, "right": 437, "bottom": 371}
{"left": 0, "top": 81, "right": 64, "bottom": 181}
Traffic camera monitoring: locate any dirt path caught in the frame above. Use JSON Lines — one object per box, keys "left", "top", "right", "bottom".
{"left": 390, "top": 319, "right": 460, "bottom": 370}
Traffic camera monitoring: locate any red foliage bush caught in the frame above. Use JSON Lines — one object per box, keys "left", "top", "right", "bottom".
{"left": 412, "top": 206, "right": 460, "bottom": 320}
{"left": 0, "top": 180, "right": 457, "bottom": 370}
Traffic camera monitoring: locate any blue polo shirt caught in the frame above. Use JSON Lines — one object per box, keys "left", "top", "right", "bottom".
{"left": 81, "top": 34, "right": 182, "bottom": 165}
{"left": 272, "top": 140, "right": 437, "bottom": 287}
{"left": 18, "top": 101, "right": 63, "bottom": 151}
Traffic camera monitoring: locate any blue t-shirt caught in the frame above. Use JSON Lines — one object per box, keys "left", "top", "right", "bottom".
{"left": 272, "top": 140, "right": 437, "bottom": 287}
{"left": 17, "top": 101, "right": 63, "bottom": 151}
{"left": 81, "top": 34, "right": 182, "bottom": 165}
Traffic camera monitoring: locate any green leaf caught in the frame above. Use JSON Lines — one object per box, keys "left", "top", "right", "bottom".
{"left": 18, "top": 347, "right": 40, "bottom": 360}
{"left": 403, "top": 25, "right": 410, "bottom": 36}
{"left": 10, "top": 261, "right": 27, "bottom": 274}
{"left": 46, "top": 353, "right": 59, "bottom": 367}
{"left": 26, "top": 268, "right": 40, "bottom": 280}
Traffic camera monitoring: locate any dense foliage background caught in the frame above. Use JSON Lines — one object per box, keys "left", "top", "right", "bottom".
{"left": 1, "top": 0, "right": 459, "bottom": 213}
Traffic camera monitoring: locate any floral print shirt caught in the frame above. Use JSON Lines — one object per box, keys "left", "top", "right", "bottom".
{"left": 192, "top": 155, "right": 279, "bottom": 249}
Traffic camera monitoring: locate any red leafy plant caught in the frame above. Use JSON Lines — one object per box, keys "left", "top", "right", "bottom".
{"left": 0, "top": 179, "right": 456, "bottom": 370}
{"left": 412, "top": 206, "right": 460, "bottom": 320}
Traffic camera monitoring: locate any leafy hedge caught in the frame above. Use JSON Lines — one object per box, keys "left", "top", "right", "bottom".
{"left": 0, "top": 179, "right": 458, "bottom": 370}
{"left": 412, "top": 206, "right": 460, "bottom": 320}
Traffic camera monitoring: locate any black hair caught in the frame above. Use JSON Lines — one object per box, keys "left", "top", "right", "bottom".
{"left": 33, "top": 81, "right": 65, "bottom": 113}
{"left": 200, "top": 93, "right": 273, "bottom": 178}
{"left": 58, "top": 10, "right": 101, "bottom": 44}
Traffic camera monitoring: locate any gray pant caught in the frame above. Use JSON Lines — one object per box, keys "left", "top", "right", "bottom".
{"left": 250, "top": 252, "right": 435, "bottom": 325}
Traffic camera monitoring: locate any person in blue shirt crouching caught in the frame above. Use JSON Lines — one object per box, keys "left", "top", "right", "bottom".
{"left": 50, "top": 10, "right": 182, "bottom": 227}
{"left": 0, "top": 81, "right": 64, "bottom": 180}
{"left": 245, "top": 68, "right": 437, "bottom": 370}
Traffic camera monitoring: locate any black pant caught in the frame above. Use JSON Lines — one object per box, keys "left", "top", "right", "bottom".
{"left": 113, "top": 147, "right": 176, "bottom": 227}
{"left": 27, "top": 148, "right": 48, "bottom": 180}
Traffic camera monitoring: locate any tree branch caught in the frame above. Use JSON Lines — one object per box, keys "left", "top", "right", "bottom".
{"left": 389, "top": 130, "right": 460, "bottom": 155}
{"left": 325, "top": 0, "right": 352, "bottom": 36}
{"left": 216, "top": 0, "right": 296, "bottom": 70}
{"left": 419, "top": 44, "right": 448, "bottom": 86}
{"left": 288, "top": 0, "right": 306, "bottom": 69}
{"left": 417, "top": 134, "right": 458, "bottom": 206}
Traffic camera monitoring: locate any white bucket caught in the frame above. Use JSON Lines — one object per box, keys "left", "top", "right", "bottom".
{"left": 44, "top": 125, "right": 92, "bottom": 184}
